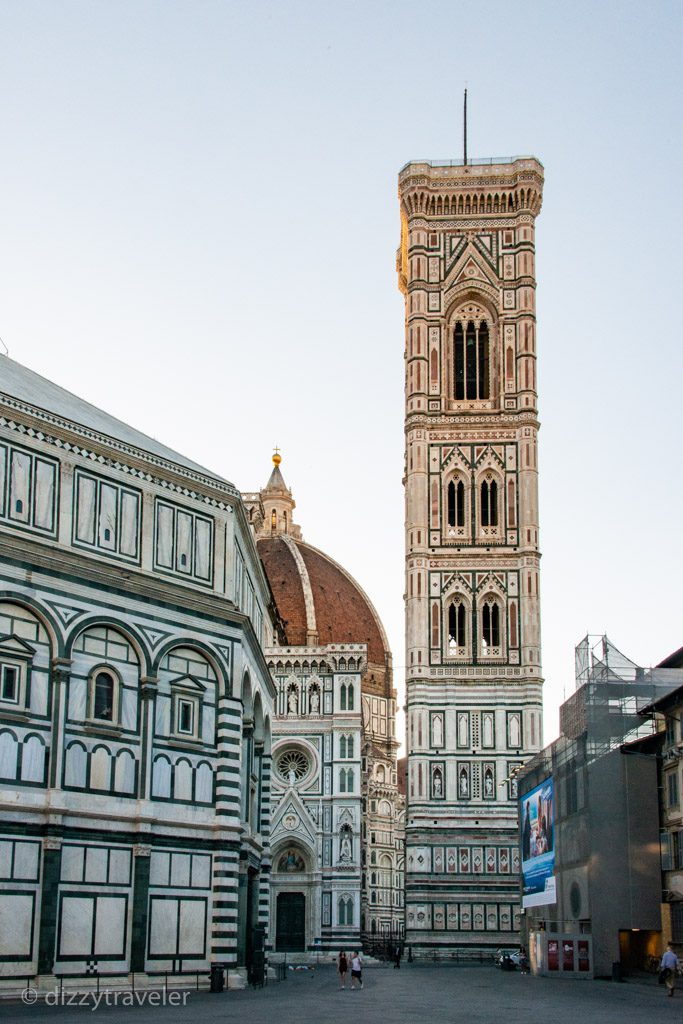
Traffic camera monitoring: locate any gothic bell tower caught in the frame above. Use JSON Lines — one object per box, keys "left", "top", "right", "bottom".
{"left": 398, "top": 157, "right": 544, "bottom": 953}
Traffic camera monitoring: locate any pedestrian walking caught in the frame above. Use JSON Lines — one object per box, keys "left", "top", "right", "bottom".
{"left": 660, "top": 943, "right": 679, "bottom": 997}
{"left": 393, "top": 943, "right": 402, "bottom": 969}
{"left": 337, "top": 950, "right": 348, "bottom": 989}
{"left": 350, "top": 950, "right": 363, "bottom": 989}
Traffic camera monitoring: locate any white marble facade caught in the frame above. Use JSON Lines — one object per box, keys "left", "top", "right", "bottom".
{"left": 0, "top": 358, "right": 275, "bottom": 986}
{"left": 267, "top": 648, "right": 363, "bottom": 952}
{"left": 398, "top": 158, "right": 545, "bottom": 954}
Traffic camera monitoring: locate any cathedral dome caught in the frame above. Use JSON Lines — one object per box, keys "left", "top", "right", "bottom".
{"left": 257, "top": 534, "right": 389, "bottom": 668}
{"left": 243, "top": 454, "right": 392, "bottom": 691}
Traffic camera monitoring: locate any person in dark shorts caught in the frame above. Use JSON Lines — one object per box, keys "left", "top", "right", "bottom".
{"left": 350, "top": 950, "right": 363, "bottom": 989}
{"left": 337, "top": 951, "right": 348, "bottom": 989}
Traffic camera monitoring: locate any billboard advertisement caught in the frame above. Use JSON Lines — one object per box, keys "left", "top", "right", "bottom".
{"left": 521, "top": 777, "right": 556, "bottom": 908}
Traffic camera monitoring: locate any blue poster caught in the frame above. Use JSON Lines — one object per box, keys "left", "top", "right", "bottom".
{"left": 521, "top": 777, "right": 556, "bottom": 908}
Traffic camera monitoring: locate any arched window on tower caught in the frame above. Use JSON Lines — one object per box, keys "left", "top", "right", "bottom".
{"left": 480, "top": 479, "right": 498, "bottom": 527}
{"left": 447, "top": 480, "right": 465, "bottom": 528}
{"left": 448, "top": 602, "right": 466, "bottom": 649}
{"left": 482, "top": 600, "right": 501, "bottom": 649}
{"left": 454, "top": 319, "right": 490, "bottom": 400}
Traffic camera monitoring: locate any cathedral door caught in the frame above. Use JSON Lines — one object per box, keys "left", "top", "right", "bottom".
{"left": 276, "top": 892, "right": 305, "bottom": 951}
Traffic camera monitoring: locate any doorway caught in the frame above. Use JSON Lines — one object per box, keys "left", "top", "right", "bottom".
{"left": 276, "top": 892, "right": 306, "bottom": 951}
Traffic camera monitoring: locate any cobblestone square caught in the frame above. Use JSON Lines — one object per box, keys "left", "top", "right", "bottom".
{"left": 1, "top": 965, "right": 678, "bottom": 1024}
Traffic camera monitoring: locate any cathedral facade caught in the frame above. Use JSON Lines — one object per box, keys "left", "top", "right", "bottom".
{"left": 243, "top": 458, "right": 404, "bottom": 952}
{"left": 0, "top": 358, "right": 275, "bottom": 989}
{"left": 397, "top": 157, "right": 545, "bottom": 953}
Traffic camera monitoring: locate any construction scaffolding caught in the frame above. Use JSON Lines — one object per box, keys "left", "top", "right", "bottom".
{"left": 560, "top": 635, "right": 683, "bottom": 762}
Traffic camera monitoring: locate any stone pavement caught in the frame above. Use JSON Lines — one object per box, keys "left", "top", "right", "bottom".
{"left": 1, "top": 964, "right": 679, "bottom": 1024}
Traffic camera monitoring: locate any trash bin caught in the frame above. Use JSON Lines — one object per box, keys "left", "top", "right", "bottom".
{"left": 611, "top": 962, "right": 622, "bottom": 982}
{"left": 210, "top": 963, "right": 225, "bottom": 992}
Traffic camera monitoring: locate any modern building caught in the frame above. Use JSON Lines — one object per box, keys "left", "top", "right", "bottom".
{"left": 0, "top": 357, "right": 275, "bottom": 989}
{"left": 397, "top": 156, "right": 545, "bottom": 953}
{"left": 639, "top": 645, "right": 683, "bottom": 953}
{"left": 243, "top": 457, "right": 404, "bottom": 952}
{"left": 519, "top": 636, "right": 683, "bottom": 978}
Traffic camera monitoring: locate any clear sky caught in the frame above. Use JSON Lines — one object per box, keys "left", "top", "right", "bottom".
{"left": 1, "top": 0, "right": 682, "bottom": 746}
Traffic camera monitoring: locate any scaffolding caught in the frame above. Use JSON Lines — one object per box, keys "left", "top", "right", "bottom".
{"left": 560, "top": 635, "right": 683, "bottom": 762}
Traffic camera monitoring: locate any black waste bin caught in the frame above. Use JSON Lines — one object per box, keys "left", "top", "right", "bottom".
{"left": 210, "top": 963, "right": 225, "bottom": 993}
{"left": 611, "top": 961, "right": 622, "bottom": 982}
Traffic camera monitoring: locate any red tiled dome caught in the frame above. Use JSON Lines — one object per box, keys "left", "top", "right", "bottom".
{"left": 257, "top": 536, "right": 389, "bottom": 668}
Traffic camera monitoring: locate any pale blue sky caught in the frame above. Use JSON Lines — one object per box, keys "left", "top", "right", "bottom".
{"left": 1, "top": 0, "right": 682, "bottom": 743}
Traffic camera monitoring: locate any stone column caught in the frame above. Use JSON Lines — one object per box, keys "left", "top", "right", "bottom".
{"left": 130, "top": 845, "right": 151, "bottom": 972}
{"left": 37, "top": 837, "right": 62, "bottom": 975}
{"left": 48, "top": 659, "right": 71, "bottom": 790}
{"left": 138, "top": 678, "right": 158, "bottom": 800}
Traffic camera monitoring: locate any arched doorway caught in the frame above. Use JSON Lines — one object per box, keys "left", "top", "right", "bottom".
{"left": 271, "top": 841, "right": 315, "bottom": 952}
{"left": 276, "top": 892, "right": 306, "bottom": 951}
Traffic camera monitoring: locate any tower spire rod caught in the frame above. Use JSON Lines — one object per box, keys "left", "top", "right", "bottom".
{"left": 463, "top": 87, "right": 468, "bottom": 166}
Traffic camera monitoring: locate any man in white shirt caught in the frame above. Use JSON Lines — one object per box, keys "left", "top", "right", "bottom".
{"left": 350, "top": 951, "right": 363, "bottom": 990}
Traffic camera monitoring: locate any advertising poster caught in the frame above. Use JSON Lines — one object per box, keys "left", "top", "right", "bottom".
{"left": 521, "top": 777, "right": 556, "bottom": 907}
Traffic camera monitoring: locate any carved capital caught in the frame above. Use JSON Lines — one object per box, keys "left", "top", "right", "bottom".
{"left": 139, "top": 677, "right": 159, "bottom": 701}
{"left": 51, "top": 658, "right": 72, "bottom": 685}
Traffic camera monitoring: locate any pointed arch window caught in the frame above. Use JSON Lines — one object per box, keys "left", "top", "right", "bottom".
{"left": 448, "top": 602, "right": 466, "bottom": 649}
{"left": 447, "top": 480, "right": 465, "bottom": 528}
{"left": 480, "top": 479, "right": 498, "bottom": 527}
{"left": 339, "top": 734, "right": 354, "bottom": 759}
{"left": 338, "top": 895, "right": 354, "bottom": 925}
{"left": 454, "top": 319, "right": 490, "bottom": 400}
{"left": 482, "top": 601, "right": 501, "bottom": 648}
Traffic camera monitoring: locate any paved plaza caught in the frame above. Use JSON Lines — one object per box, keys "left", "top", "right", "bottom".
{"left": 1, "top": 965, "right": 679, "bottom": 1024}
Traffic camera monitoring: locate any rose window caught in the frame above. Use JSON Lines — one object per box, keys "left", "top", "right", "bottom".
{"left": 277, "top": 749, "right": 310, "bottom": 783}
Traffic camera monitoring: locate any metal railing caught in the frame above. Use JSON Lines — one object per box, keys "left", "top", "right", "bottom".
{"left": 399, "top": 156, "right": 540, "bottom": 172}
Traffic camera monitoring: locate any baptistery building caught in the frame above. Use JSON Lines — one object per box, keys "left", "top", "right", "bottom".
{"left": 243, "top": 457, "right": 404, "bottom": 953}
{"left": 0, "top": 357, "right": 275, "bottom": 990}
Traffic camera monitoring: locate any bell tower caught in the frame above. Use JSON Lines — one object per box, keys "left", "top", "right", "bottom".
{"left": 398, "top": 156, "right": 545, "bottom": 953}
